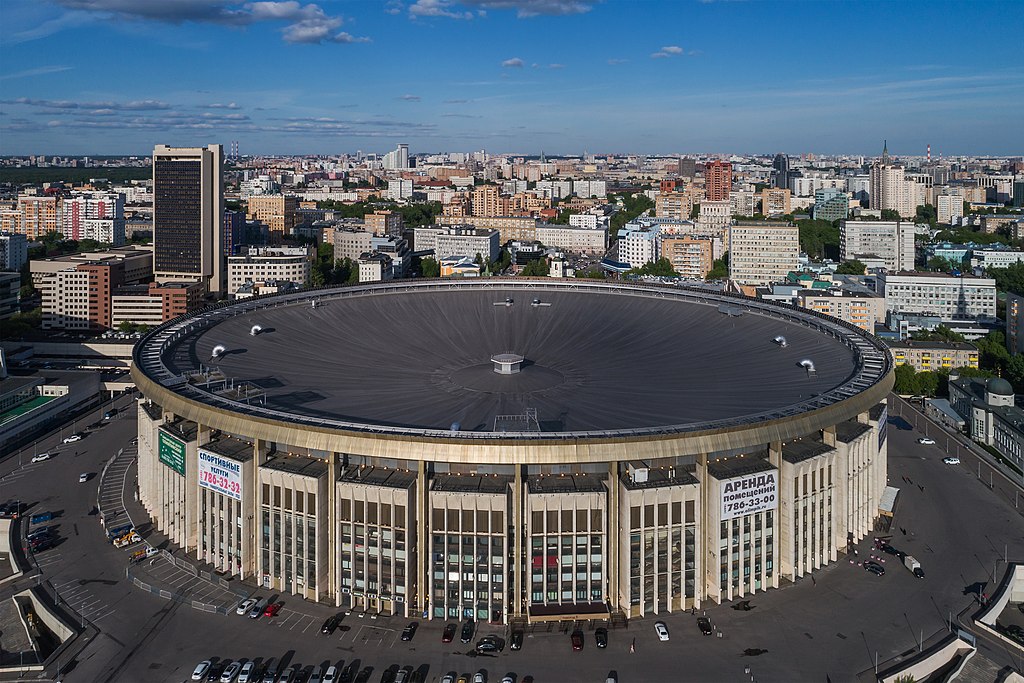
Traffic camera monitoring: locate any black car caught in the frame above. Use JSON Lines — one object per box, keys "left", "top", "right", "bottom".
{"left": 509, "top": 630, "right": 524, "bottom": 651}
{"left": 697, "top": 617, "right": 713, "bottom": 636}
{"left": 880, "top": 543, "right": 898, "bottom": 556}
{"left": 595, "top": 627, "right": 608, "bottom": 648}
{"left": 460, "top": 620, "right": 475, "bottom": 643}
{"left": 442, "top": 623, "right": 457, "bottom": 643}
{"left": 340, "top": 662, "right": 359, "bottom": 683}
{"left": 206, "top": 661, "right": 226, "bottom": 682}
{"left": 864, "top": 562, "right": 885, "bottom": 576}
{"left": 354, "top": 667, "right": 372, "bottom": 683}
{"left": 321, "top": 615, "right": 341, "bottom": 634}
{"left": 475, "top": 636, "right": 502, "bottom": 654}
{"left": 401, "top": 622, "right": 418, "bottom": 641}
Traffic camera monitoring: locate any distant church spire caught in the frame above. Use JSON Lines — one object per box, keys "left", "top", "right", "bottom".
{"left": 882, "top": 139, "right": 889, "bottom": 164}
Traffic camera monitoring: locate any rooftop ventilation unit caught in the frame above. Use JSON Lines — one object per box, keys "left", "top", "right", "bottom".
{"left": 531, "top": 298, "right": 551, "bottom": 307}
{"left": 250, "top": 325, "right": 263, "bottom": 336}
{"left": 773, "top": 336, "right": 787, "bottom": 347}
{"left": 799, "top": 359, "right": 816, "bottom": 374}
{"left": 493, "top": 297, "right": 514, "bottom": 307}
{"left": 211, "top": 344, "right": 227, "bottom": 360}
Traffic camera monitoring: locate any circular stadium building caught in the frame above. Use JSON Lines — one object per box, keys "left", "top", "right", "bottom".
{"left": 131, "top": 279, "right": 893, "bottom": 625}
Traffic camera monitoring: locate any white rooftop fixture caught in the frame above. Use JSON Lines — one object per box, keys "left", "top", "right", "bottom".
{"left": 250, "top": 325, "right": 263, "bottom": 336}
{"left": 211, "top": 344, "right": 227, "bottom": 359}
{"left": 799, "top": 359, "right": 816, "bottom": 373}
{"left": 773, "top": 336, "right": 787, "bottom": 347}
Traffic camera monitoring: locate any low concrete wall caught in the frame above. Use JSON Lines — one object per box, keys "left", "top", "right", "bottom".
{"left": 878, "top": 633, "right": 974, "bottom": 683}
{"left": 973, "top": 563, "right": 1024, "bottom": 652}
{"left": 18, "top": 589, "right": 75, "bottom": 643}
{"left": 0, "top": 519, "right": 23, "bottom": 585}
{"left": 1, "top": 341, "right": 135, "bottom": 361}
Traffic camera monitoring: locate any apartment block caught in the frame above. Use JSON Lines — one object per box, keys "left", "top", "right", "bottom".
{"left": 247, "top": 194, "right": 298, "bottom": 242}
{"left": 436, "top": 215, "right": 537, "bottom": 245}
{"left": 332, "top": 228, "right": 374, "bottom": 262}
{"left": 760, "top": 188, "right": 791, "bottom": 217}
{"left": 887, "top": 340, "right": 978, "bottom": 372}
{"left": 61, "top": 191, "right": 126, "bottom": 245}
{"left": 365, "top": 210, "right": 404, "bottom": 238}
{"left": 660, "top": 236, "right": 713, "bottom": 279}
{"left": 704, "top": 161, "right": 733, "bottom": 202}
{"left": 0, "top": 232, "right": 28, "bottom": 272}
{"left": 795, "top": 290, "right": 885, "bottom": 332}
{"left": 876, "top": 272, "right": 996, "bottom": 318}
{"left": 227, "top": 246, "right": 313, "bottom": 298}
{"left": 728, "top": 222, "right": 799, "bottom": 286}
{"left": 414, "top": 226, "right": 500, "bottom": 262}
{"left": 18, "top": 195, "right": 60, "bottom": 239}
{"left": 535, "top": 224, "right": 607, "bottom": 255}
{"left": 111, "top": 280, "right": 205, "bottom": 328}
{"left": 656, "top": 191, "right": 695, "bottom": 220}
{"left": 840, "top": 220, "right": 916, "bottom": 272}
{"left": 0, "top": 272, "right": 19, "bottom": 321}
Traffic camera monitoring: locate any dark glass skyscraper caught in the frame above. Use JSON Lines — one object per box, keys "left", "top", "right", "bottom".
{"left": 153, "top": 144, "right": 225, "bottom": 295}
{"left": 772, "top": 153, "right": 789, "bottom": 190}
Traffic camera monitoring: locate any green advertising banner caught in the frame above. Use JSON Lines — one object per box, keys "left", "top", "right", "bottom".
{"left": 158, "top": 430, "right": 186, "bottom": 476}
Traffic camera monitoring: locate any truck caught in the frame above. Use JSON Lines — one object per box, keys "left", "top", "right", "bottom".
{"left": 904, "top": 555, "right": 924, "bottom": 578}
{"left": 29, "top": 512, "right": 53, "bottom": 525}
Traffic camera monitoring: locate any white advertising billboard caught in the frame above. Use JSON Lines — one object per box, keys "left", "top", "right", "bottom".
{"left": 720, "top": 470, "right": 777, "bottom": 521}
{"left": 197, "top": 449, "right": 243, "bottom": 502}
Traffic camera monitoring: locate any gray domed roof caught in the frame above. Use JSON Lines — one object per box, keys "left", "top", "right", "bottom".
{"left": 986, "top": 377, "right": 1014, "bottom": 396}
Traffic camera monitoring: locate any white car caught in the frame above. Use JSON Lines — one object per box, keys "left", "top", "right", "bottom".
{"left": 501, "top": 677, "right": 514, "bottom": 683}
{"left": 220, "top": 661, "right": 242, "bottom": 683}
{"left": 322, "top": 666, "right": 338, "bottom": 683}
{"left": 79, "top": 473, "right": 89, "bottom": 483}
{"left": 235, "top": 598, "right": 257, "bottom": 616}
{"left": 943, "top": 456, "right": 961, "bottom": 465}
{"left": 440, "top": 675, "right": 455, "bottom": 683}
{"left": 191, "top": 661, "right": 211, "bottom": 681}
{"left": 237, "top": 662, "right": 256, "bottom": 683}
{"left": 474, "top": 672, "right": 486, "bottom": 683}
{"left": 655, "top": 621, "right": 670, "bottom": 641}
{"left": 31, "top": 453, "right": 51, "bottom": 463}
{"left": 62, "top": 434, "right": 82, "bottom": 444}
{"left": 917, "top": 438, "right": 935, "bottom": 445}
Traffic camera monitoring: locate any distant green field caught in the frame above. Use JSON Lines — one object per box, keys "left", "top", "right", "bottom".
{"left": 0, "top": 167, "right": 151, "bottom": 185}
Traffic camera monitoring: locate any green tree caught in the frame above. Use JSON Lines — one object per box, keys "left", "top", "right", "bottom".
{"left": 574, "top": 267, "right": 606, "bottom": 279}
{"left": 609, "top": 192, "right": 655, "bottom": 238}
{"left": 916, "top": 371, "right": 941, "bottom": 397}
{"left": 420, "top": 257, "right": 440, "bottom": 278}
{"left": 927, "top": 256, "right": 956, "bottom": 272}
{"left": 986, "top": 262, "right": 1024, "bottom": 296}
{"left": 629, "top": 257, "right": 678, "bottom": 278}
{"left": 690, "top": 203, "right": 700, "bottom": 219}
{"left": 915, "top": 203, "right": 937, "bottom": 227}
{"left": 520, "top": 258, "right": 550, "bottom": 277}
{"left": 911, "top": 325, "right": 966, "bottom": 343}
{"left": 835, "top": 259, "right": 867, "bottom": 275}
{"left": 880, "top": 209, "right": 902, "bottom": 221}
{"left": 893, "top": 364, "right": 920, "bottom": 395}
{"left": 797, "top": 219, "right": 841, "bottom": 261}
{"left": 1006, "top": 354, "right": 1024, "bottom": 393}
{"left": 974, "top": 330, "right": 1011, "bottom": 376}
{"left": 707, "top": 252, "right": 729, "bottom": 280}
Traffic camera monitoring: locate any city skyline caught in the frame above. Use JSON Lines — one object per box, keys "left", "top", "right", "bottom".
{"left": 2, "top": 0, "right": 1023, "bottom": 156}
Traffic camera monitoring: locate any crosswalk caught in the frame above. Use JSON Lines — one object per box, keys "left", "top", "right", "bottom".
{"left": 98, "top": 445, "right": 137, "bottom": 530}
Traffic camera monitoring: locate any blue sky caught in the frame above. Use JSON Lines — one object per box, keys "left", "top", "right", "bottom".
{"left": 1, "top": 0, "right": 1022, "bottom": 157}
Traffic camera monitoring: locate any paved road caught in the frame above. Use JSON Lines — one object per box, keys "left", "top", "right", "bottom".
{"left": 7, "top": 396, "right": 1024, "bottom": 682}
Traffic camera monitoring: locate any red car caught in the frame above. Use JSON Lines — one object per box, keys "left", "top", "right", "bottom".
{"left": 263, "top": 602, "right": 283, "bottom": 617}
{"left": 571, "top": 631, "right": 584, "bottom": 651}
{"left": 442, "top": 623, "right": 457, "bottom": 643}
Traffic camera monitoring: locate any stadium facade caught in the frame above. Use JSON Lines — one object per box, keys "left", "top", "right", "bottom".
{"left": 131, "top": 279, "right": 893, "bottom": 624}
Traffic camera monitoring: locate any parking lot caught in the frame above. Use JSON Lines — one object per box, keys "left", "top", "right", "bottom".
{"left": 4, "top": 395, "right": 1024, "bottom": 683}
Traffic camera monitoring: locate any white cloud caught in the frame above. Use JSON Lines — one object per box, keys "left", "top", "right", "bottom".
{"left": 502, "top": 57, "right": 525, "bottom": 68}
{"left": 0, "top": 65, "right": 73, "bottom": 81}
{"left": 398, "top": 94, "right": 422, "bottom": 101}
{"left": 651, "top": 45, "right": 684, "bottom": 58}
{"left": 409, "top": 0, "right": 474, "bottom": 19}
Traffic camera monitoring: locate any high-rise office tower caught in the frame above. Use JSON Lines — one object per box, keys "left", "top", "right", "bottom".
{"left": 869, "top": 140, "right": 911, "bottom": 218}
{"left": 704, "top": 160, "right": 733, "bottom": 202}
{"left": 382, "top": 143, "right": 410, "bottom": 170}
{"left": 772, "top": 153, "right": 789, "bottom": 189}
{"left": 152, "top": 144, "right": 225, "bottom": 295}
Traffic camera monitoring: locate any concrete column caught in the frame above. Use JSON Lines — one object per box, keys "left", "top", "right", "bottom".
{"left": 606, "top": 462, "right": 619, "bottom": 615}
{"left": 328, "top": 451, "right": 338, "bottom": 607}
{"left": 416, "top": 460, "right": 428, "bottom": 619}
{"left": 512, "top": 466, "right": 523, "bottom": 619}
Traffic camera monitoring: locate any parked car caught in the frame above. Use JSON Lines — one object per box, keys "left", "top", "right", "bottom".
{"left": 31, "top": 453, "right": 51, "bottom": 463}
{"left": 191, "top": 661, "right": 212, "bottom": 681}
{"left": 279, "top": 665, "right": 298, "bottom": 683}
{"left": 62, "top": 434, "right": 83, "bottom": 444}
{"left": 321, "top": 615, "right": 340, "bottom": 634}
{"left": 261, "top": 659, "right": 278, "bottom": 683}
{"left": 697, "top": 617, "right": 713, "bottom": 636}
{"left": 473, "top": 672, "right": 486, "bottom": 683}
{"left": 460, "top": 620, "right": 475, "bottom": 643}
{"left": 655, "top": 621, "right": 670, "bottom": 641}
{"left": 917, "top": 437, "right": 935, "bottom": 445}
{"left": 79, "top": 472, "right": 90, "bottom": 483}
{"left": 248, "top": 598, "right": 267, "bottom": 619}
{"left": 30, "top": 512, "right": 53, "bottom": 525}
{"left": 442, "top": 623, "right": 457, "bottom": 643}
{"left": 322, "top": 666, "right": 338, "bottom": 683}
{"left": 308, "top": 667, "right": 323, "bottom": 683}
{"left": 500, "top": 676, "right": 514, "bottom": 683}
{"left": 441, "top": 674, "right": 455, "bottom": 683}
{"left": 864, "top": 562, "right": 885, "bottom": 576}
{"left": 401, "top": 622, "right": 419, "bottom": 641}
{"left": 236, "top": 598, "right": 257, "bottom": 616}
{"left": 262, "top": 602, "right": 283, "bottom": 617}
{"left": 571, "top": 631, "right": 584, "bottom": 651}
{"left": 206, "top": 661, "right": 226, "bottom": 681}
{"left": 944, "top": 456, "right": 961, "bottom": 465}
{"left": 475, "top": 639, "right": 500, "bottom": 654}
{"left": 237, "top": 661, "right": 257, "bottom": 683}
{"left": 221, "top": 661, "right": 242, "bottom": 683}
{"left": 595, "top": 627, "right": 608, "bottom": 648}
{"left": 509, "top": 630, "right": 523, "bottom": 651}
